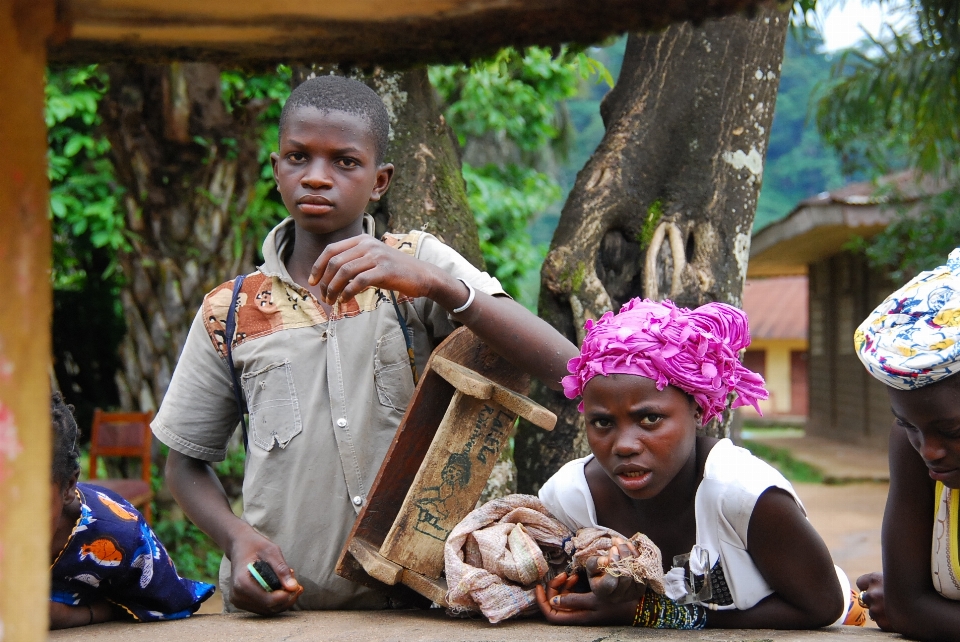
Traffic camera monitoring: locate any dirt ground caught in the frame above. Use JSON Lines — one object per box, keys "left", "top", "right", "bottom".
{"left": 795, "top": 482, "right": 887, "bottom": 584}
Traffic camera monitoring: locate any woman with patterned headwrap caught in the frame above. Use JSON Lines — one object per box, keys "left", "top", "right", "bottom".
{"left": 855, "top": 248, "right": 960, "bottom": 638}
{"left": 534, "top": 298, "right": 865, "bottom": 629}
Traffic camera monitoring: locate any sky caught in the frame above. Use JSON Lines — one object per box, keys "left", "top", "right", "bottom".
{"left": 816, "top": 0, "right": 912, "bottom": 51}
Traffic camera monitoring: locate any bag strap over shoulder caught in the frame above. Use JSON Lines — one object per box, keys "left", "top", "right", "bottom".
{"left": 225, "top": 274, "right": 248, "bottom": 451}
{"left": 382, "top": 232, "right": 420, "bottom": 386}
{"left": 389, "top": 290, "right": 419, "bottom": 385}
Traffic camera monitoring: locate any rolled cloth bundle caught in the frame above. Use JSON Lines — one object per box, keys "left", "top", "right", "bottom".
{"left": 856, "top": 247, "right": 960, "bottom": 389}
{"left": 445, "top": 495, "right": 572, "bottom": 623}
{"left": 562, "top": 298, "right": 768, "bottom": 424}
{"left": 444, "top": 495, "right": 666, "bottom": 623}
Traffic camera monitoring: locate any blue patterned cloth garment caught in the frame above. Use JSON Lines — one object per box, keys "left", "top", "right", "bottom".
{"left": 856, "top": 247, "right": 960, "bottom": 390}
{"left": 50, "top": 482, "right": 215, "bottom": 621}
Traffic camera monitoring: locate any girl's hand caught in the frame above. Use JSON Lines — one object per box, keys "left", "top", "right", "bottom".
{"left": 584, "top": 537, "right": 647, "bottom": 603}
{"left": 228, "top": 527, "right": 303, "bottom": 615}
{"left": 856, "top": 572, "right": 890, "bottom": 630}
{"left": 535, "top": 572, "right": 636, "bottom": 625}
{"left": 309, "top": 236, "right": 446, "bottom": 306}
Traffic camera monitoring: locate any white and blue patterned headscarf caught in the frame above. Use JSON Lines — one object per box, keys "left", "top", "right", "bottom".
{"left": 856, "top": 248, "right": 960, "bottom": 390}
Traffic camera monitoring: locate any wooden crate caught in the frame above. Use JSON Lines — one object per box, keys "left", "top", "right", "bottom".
{"left": 335, "top": 327, "right": 556, "bottom": 605}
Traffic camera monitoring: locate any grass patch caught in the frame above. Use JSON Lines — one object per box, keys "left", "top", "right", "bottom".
{"left": 741, "top": 439, "right": 824, "bottom": 484}
{"left": 741, "top": 426, "right": 805, "bottom": 440}
{"left": 152, "top": 517, "right": 223, "bottom": 583}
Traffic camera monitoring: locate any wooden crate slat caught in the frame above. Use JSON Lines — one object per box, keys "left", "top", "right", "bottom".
{"left": 379, "top": 392, "right": 515, "bottom": 578}
{"left": 336, "top": 327, "right": 552, "bottom": 601}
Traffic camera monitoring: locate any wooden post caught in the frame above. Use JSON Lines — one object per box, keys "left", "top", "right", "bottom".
{"left": 0, "top": 0, "right": 56, "bottom": 639}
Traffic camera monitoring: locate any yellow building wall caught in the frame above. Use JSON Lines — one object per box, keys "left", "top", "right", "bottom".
{"left": 744, "top": 338, "right": 808, "bottom": 417}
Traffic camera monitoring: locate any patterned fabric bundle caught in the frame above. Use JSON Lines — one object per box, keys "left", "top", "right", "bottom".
{"left": 856, "top": 248, "right": 960, "bottom": 390}
{"left": 562, "top": 298, "right": 768, "bottom": 424}
{"left": 445, "top": 495, "right": 572, "bottom": 623}
{"left": 565, "top": 528, "right": 665, "bottom": 595}
{"left": 444, "top": 495, "right": 668, "bottom": 624}
{"left": 50, "top": 483, "right": 214, "bottom": 621}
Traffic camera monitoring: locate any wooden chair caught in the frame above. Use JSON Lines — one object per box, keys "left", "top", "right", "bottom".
{"left": 88, "top": 409, "right": 155, "bottom": 524}
{"left": 336, "top": 327, "right": 556, "bottom": 605}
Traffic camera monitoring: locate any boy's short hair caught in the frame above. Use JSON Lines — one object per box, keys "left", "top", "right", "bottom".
{"left": 279, "top": 75, "right": 391, "bottom": 165}
{"left": 51, "top": 391, "right": 81, "bottom": 488}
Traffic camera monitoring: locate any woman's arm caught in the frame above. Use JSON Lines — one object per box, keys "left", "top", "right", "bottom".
{"left": 708, "top": 487, "right": 845, "bottom": 629}
{"left": 49, "top": 600, "right": 117, "bottom": 629}
{"left": 871, "top": 424, "right": 960, "bottom": 639}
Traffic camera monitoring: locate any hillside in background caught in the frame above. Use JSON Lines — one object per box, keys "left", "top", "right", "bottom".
{"left": 754, "top": 28, "right": 847, "bottom": 230}
{"left": 531, "top": 28, "right": 847, "bottom": 245}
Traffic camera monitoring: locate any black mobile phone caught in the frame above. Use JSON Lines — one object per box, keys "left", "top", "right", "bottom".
{"left": 247, "top": 559, "right": 283, "bottom": 592}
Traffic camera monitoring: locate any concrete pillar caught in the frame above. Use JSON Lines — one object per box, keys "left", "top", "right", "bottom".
{"left": 0, "top": 0, "right": 56, "bottom": 639}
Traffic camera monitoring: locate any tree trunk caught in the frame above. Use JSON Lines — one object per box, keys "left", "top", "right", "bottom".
{"left": 515, "top": 5, "right": 790, "bottom": 494}
{"left": 292, "top": 66, "right": 484, "bottom": 268}
{"left": 100, "top": 63, "right": 264, "bottom": 411}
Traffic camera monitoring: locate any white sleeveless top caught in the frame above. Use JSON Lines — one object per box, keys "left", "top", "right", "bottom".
{"left": 932, "top": 481, "right": 960, "bottom": 599}
{"left": 539, "top": 439, "right": 850, "bottom": 620}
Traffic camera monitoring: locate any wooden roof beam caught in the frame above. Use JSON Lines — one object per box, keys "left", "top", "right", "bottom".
{"left": 51, "top": 0, "right": 772, "bottom": 66}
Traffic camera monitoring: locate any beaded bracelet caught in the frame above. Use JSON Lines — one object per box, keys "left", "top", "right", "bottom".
{"left": 632, "top": 592, "right": 647, "bottom": 626}
{"left": 632, "top": 589, "right": 707, "bottom": 630}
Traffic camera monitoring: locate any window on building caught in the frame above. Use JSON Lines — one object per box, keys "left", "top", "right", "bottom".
{"left": 743, "top": 350, "right": 766, "bottom": 380}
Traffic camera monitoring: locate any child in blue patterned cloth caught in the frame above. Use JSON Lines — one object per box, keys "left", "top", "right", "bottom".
{"left": 49, "top": 392, "right": 214, "bottom": 629}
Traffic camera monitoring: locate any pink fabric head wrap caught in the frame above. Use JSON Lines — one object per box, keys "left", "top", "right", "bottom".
{"left": 562, "top": 298, "right": 768, "bottom": 425}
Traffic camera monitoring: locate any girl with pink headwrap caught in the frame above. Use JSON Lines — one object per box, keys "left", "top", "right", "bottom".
{"left": 534, "top": 298, "right": 864, "bottom": 629}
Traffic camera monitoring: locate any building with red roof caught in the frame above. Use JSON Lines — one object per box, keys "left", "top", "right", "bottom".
{"left": 741, "top": 276, "right": 809, "bottom": 420}
{"left": 744, "top": 173, "right": 939, "bottom": 446}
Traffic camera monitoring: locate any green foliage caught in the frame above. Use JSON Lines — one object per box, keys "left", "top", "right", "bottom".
{"left": 754, "top": 28, "right": 847, "bottom": 231}
{"left": 430, "top": 46, "right": 603, "bottom": 156}
{"left": 46, "top": 66, "right": 128, "bottom": 290}
{"left": 215, "top": 440, "right": 248, "bottom": 479}
{"left": 816, "top": 0, "right": 960, "bottom": 277}
{"left": 431, "top": 46, "right": 611, "bottom": 307}
{"left": 530, "top": 38, "right": 626, "bottom": 248}
{"left": 741, "top": 439, "right": 824, "bottom": 484}
{"left": 152, "top": 514, "right": 223, "bottom": 582}
{"left": 817, "top": 0, "right": 959, "bottom": 177}
{"left": 150, "top": 443, "right": 247, "bottom": 583}
{"left": 638, "top": 199, "right": 664, "bottom": 249}
{"left": 47, "top": 67, "right": 128, "bottom": 421}
{"left": 464, "top": 164, "right": 559, "bottom": 300}
{"left": 47, "top": 65, "right": 293, "bottom": 289}
{"left": 571, "top": 262, "right": 587, "bottom": 292}
{"left": 846, "top": 185, "right": 960, "bottom": 282}
{"left": 221, "top": 67, "right": 292, "bottom": 258}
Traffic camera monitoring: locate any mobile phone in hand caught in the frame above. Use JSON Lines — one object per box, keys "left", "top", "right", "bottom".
{"left": 247, "top": 559, "right": 282, "bottom": 592}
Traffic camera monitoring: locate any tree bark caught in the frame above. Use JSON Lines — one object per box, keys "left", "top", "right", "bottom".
{"left": 292, "top": 66, "right": 484, "bottom": 268}
{"left": 100, "top": 63, "right": 264, "bottom": 411}
{"left": 515, "top": 5, "right": 790, "bottom": 494}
